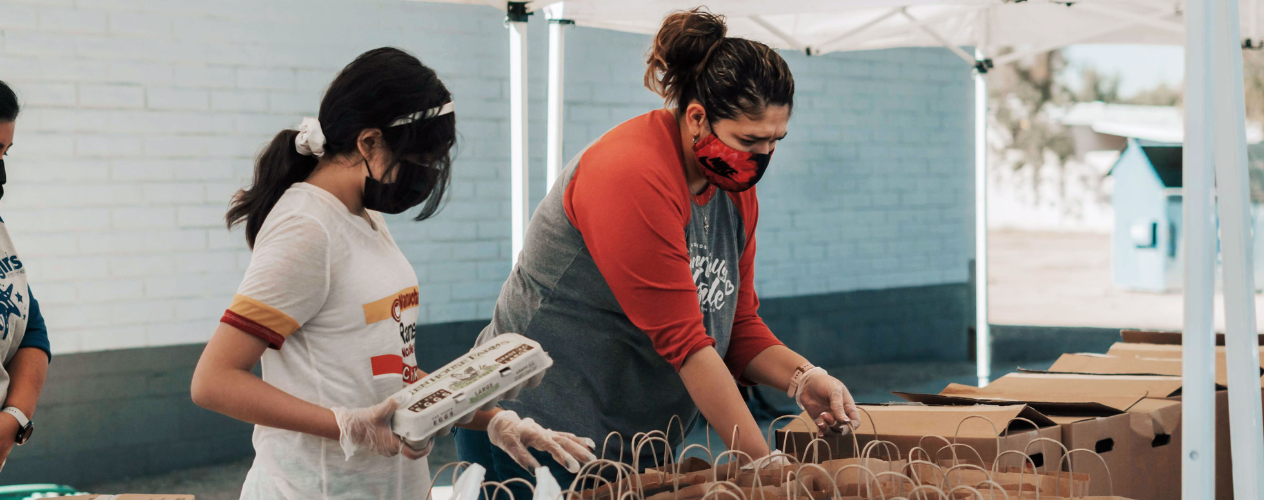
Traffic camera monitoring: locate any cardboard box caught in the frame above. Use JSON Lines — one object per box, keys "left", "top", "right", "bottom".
{"left": 1015, "top": 359, "right": 1264, "bottom": 500}
{"left": 1048, "top": 399, "right": 1182, "bottom": 499}
{"left": 1100, "top": 343, "right": 1264, "bottom": 387}
{"left": 59, "top": 496, "right": 194, "bottom": 500}
{"left": 904, "top": 372, "right": 1194, "bottom": 415}
{"left": 775, "top": 404, "right": 1065, "bottom": 474}
{"left": 897, "top": 372, "right": 1196, "bottom": 500}
{"left": 1120, "top": 329, "right": 1264, "bottom": 346}
{"left": 1047, "top": 352, "right": 1239, "bottom": 387}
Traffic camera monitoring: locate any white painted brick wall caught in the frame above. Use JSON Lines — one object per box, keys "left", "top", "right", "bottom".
{"left": 0, "top": 0, "right": 971, "bottom": 355}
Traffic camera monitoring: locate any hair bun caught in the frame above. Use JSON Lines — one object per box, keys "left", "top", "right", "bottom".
{"left": 644, "top": 8, "right": 727, "bottom": 102}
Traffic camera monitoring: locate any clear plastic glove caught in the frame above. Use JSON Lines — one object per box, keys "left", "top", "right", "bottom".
{"left": 331, "top": 396, "right": 431, "bottom": 460}
{"left": 796, "top": 369, "right": 861, "bottom": 436}
{"left": 487, "top": 410, "right": 598, "bottom": 473}
{"left": 743, "top": 450, "right": 792, "bottom": 471}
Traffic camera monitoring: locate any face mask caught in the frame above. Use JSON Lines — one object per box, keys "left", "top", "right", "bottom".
{"left": 692, "top": 134, "right": 771, "bottom": 193}
{"left": 0, "top": 158, "right": 6, "bottom": 201}
{"left": 362, "top": 158, "right": 432, "bottom": 214}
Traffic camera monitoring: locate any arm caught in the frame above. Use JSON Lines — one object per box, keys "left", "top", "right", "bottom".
{"left": 723, "top": 193, "right": 859, "bottom": 436}
{"left": 1, "top": 285, "right": 52, "bottom": 465}
{"left": 680, "top": 347, "right": 769, "bottom": 459}
{"left": 567, "top": 153, "right": 763, "bottom": 459}
{"left": 742, "top": 344, "right": 807, "bottom": 392}
{"left": 0, "top": 348, "right": 48, "bottom": 464}
{"left": 191, "top": 322, "right": 339, "bottom": 440}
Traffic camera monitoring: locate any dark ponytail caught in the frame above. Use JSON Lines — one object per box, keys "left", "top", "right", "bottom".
{"left": 226, "top": 130, "right": 319, "bottom": 247}
{"left": 0, "top": 80, "right": 19, "bottom": 122}
{"left": 644, "top": 7, "right": 794, "bottom": 121}
{"left": 228, "top": 47, "right": 456, "bottom": 248}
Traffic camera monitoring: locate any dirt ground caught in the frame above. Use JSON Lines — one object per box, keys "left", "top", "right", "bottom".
{"left": 989, "top": 229, "right": 1264, "bottom": 331}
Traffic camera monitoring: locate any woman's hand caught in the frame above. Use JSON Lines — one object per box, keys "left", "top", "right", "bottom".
{"left": 796, "top": 369, "right": 861, "bottom": 436}
{"left": 332, "top": 396, "right": 429, "bottom": 460}
{"left": 487, "top": 410, "right": 596, "bottom": 473}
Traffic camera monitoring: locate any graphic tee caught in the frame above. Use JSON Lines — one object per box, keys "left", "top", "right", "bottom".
{"left": 477, "top": 109, "right": 783, "bottom": 462}
{"left": 221, "top": 183, "right": 427, "bottom": 500}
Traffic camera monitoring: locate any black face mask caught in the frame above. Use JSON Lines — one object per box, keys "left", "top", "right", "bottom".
{"left": 0, "top": 158, "right": 6, "bottom": 201}
{"left": 362, "top": 158, "right": 432, "bottom": 214}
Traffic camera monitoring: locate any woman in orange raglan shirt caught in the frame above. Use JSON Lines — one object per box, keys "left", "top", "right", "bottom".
{"left": 458, "top": 8, "right": 863, "bottom": 497}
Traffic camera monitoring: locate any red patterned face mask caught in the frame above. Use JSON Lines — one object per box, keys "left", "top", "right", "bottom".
{"left": 692, "top": 134, "right": 772, "bottom": 192}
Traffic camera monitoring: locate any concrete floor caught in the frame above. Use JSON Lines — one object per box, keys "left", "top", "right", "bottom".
{"left": 989, "top": 229, "right": 1264, "bottom": 331}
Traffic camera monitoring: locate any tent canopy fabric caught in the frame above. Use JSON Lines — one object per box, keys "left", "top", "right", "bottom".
{"left": 420, "top": 1, "right": 1264, "bottom": 58}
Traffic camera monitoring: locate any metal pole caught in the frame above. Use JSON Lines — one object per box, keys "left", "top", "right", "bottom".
{"left": 1212, "top": 0, "right": 1264, "bottom": 496}
{"left": 546, "top": 4, "right": 569, "bottom": 191}
{"left": 1183, "top": 0, "right": 1218, "bottom": 497}
{"left": 508, "top": 4, "right": 529, "bottom": 266}
{"left": 974, "top": 48, "right": 990, "bottom": 388}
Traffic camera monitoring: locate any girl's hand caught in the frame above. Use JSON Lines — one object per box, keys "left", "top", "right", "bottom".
{"left": 332, "top": 396, "right": 421, "bottom": 459}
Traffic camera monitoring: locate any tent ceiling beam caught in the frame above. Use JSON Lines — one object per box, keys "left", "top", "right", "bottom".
{"left": 749, "top": 15, "right": 809, "bottom": 53}
{"left": 809, "top": 7, "right": 904, "bottom": 55}
{"left": 899, "top": 8, "right": 978, "bottom": 66}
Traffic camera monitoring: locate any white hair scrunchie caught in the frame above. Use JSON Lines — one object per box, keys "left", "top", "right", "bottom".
{"left": 295, "top": 117, "right": 326, "bottom": 157}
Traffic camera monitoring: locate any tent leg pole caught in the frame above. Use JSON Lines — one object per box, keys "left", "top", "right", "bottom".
{"left": 974, "top": 49, "right": 990, "bottom": 388}
{"left": 1183, "top": 0, "right": 1218, "bottom": 497}
{"left": 546, "top": 5, "right": 568, "bottom": 191}
{"left": 1212, "top": 0, "right": 1264, "bottom": 496}
{"left": 509, "top": 18, "right": 529, "bottom": 267}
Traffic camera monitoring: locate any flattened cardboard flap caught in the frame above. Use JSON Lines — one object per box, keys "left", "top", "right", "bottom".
{"left": 779, "top": 405, "right": 1054, "bottom": 439}
{"left": 1106, "top": 342, "right": 1236, "bottom": 359}
{"left": 1102, "top": 344, "right": 1264, "bottom": 387}
{"left": 854, "top": 404, "right": 1055, "bottom": 439}
{"left": 1121, "top": 329, "right": 1264, "bottom": 346}
{"left": 1045, "top": 352, "right": 1253, "bottom": 387}
{"left": 897, "top": 385, "right": 1124, "bottom": 416}
{"left": 935, "top": 372, "right": 1188, "bottom": 413}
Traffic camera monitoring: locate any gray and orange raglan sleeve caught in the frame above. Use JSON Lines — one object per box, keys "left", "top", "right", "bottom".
{"left": 221, "top": 214, "right": 331, "bottom": 349}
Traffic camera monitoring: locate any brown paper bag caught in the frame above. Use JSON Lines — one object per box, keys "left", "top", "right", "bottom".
{"left": 793, "top": 457, "right": 906, "bottom": 491}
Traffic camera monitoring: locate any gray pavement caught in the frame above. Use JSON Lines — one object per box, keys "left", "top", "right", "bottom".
{"left": 989, "top": 230, "right": 1264, "bottom": 331}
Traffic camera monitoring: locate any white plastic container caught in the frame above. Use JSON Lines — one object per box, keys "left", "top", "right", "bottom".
{"left": 389, "top": 333, "right": 552, "bottom": 448}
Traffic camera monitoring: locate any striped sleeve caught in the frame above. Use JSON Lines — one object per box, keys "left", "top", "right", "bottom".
{"left": 221, "top": 213, "right": 330, "bottom": 349}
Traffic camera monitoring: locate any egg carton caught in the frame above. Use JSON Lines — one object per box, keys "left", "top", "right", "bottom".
{"left": 389, "top": 333, "right": 553, "bottom": 448}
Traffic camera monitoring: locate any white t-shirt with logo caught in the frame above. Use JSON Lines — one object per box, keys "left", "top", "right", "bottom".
{"left": 222, "top": 182, "right": 427, "bottom": 500}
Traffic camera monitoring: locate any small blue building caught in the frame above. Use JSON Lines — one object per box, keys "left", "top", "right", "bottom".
{"left": 1111, "top": 138, "right": 1264, "bottom": 291}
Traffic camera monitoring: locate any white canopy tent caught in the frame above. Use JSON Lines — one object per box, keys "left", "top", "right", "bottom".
{"left": 418, "top": 0, "right": 1264, "bottom": 496}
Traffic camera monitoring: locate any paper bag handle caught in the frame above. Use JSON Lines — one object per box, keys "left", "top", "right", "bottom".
{"left": 1060, "top": 447, "right": 1115, "bottom": 498}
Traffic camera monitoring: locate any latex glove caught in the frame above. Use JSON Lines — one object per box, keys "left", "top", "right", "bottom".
{"left": 796, "top": 369, "right": 861, "bottom": 436}
{"left": 742, "top": 450, "right": 792, "bottom": 471}
{"left": 487, "top": 410, "right": 598, "bottom": 473}
{"left": 332, "top": 396, "right": 430, "bottom": 460}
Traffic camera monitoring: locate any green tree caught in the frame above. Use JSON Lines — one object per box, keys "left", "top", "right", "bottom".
{"left": 986, "top": 49, "right": 1076, "bottom": 202}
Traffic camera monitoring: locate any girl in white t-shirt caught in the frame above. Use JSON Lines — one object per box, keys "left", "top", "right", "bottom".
{"left": 192, "top": 47, "right": 594, "bottom": 500}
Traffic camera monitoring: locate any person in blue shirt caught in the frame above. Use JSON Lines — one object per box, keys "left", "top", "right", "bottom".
{"left": 0, "top": 80, "right": 51, "bottom": 470}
